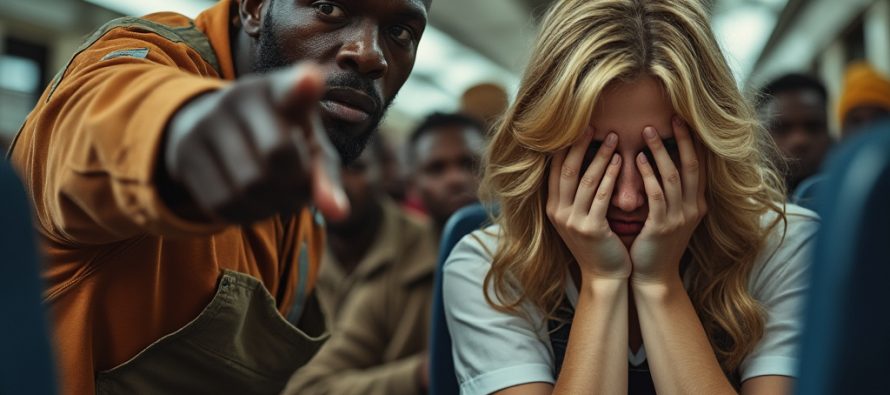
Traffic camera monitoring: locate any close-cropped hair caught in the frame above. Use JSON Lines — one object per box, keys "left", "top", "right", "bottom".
{"left": 407, "top": 112, "right": 485, "bottom": 163}
{"left": 757, "top": 73, "right": 829, "bottom": 109}
{"left": 480, "top": 0, "right": 788, "bottom": 379}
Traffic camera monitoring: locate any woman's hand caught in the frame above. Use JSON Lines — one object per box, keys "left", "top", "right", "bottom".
{"left": 546, "top": 129, "right": 631, "bottom": 280}
{"left": 629, "top": 116, "right": 707, "bottom": 285}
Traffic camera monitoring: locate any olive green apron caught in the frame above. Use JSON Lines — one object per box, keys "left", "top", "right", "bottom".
{"left": 96, "top": 270, "right": 327, "bottom": 394}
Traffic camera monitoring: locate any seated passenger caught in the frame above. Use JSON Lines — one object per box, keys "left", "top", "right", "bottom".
{"left": 757, "top": 74, "right": 833, "bottom": 194}
{"left": 443, "top": 1, "right": 819, "bottom": 394}
{"left": 838, "top": 62, "right": 890, "bottom": 139}
{"left": 286, "top": 114, "right": 486, "bottom": 395}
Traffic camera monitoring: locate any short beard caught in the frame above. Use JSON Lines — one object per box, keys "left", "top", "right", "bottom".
{"left": 253, "top": 7, "right": 392, "bottom": 164}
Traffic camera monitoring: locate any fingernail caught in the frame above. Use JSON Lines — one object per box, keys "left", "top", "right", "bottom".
{"left": 643, "top": 127, "right": 656, "bottom": 140}
{"left": 637, "top": 152, "right": 648, "bottom": 164}
{"left": 611, "top": 153, "right": 620, "bottom": 165}
{"left": 605, "top": 133, "right": 617, "bottom": 147}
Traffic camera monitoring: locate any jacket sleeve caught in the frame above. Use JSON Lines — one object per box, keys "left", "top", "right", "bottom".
{"left": 12, "top": 25, "right": 228, "bottom": 246}
{"left": 285, "top": 275, "right": 425, "bottom": 395}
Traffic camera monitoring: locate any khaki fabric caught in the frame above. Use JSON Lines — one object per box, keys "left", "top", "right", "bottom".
{"left": 315, "top": 198, "right": 433, "bottom": 324}
{"left": 288, "top": 198, "right": 438, "bottom": 395}
{"left": 7, "top": 1, "right": 326, "bottom": 393}
{"left": 96, "top": 270, "right": 327, "bottom": 395}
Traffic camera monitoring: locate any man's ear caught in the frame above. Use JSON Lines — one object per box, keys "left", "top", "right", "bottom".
{"left": 239, "top": 0, "right": 266, "bottom": 38}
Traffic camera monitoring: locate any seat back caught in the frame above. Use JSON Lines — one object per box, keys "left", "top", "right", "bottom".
{"left": 791, "top": 174, "right": 825, "bottom": 211}
{"left": 796, "top": 124, "right": 890, "bottom": 395}
{"left": 0, "top": 159, "right": 57, "bottom": 395}
{"left": 429, "top": 203, "right": 492, "bottom": 395}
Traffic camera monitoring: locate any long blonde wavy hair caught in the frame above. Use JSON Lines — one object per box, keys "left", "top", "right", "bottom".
{"left": 481, "top": 0, "right": 788, "bottom": 378}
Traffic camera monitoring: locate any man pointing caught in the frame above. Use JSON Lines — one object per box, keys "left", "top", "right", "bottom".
{"left": 7, "top": 0, "right": 430, "bottom": 393}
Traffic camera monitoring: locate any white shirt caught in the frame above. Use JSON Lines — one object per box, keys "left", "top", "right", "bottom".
{"left": 443, "top": 204, "right": 819, "bottom": 395}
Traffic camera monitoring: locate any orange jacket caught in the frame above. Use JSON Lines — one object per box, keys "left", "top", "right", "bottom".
{"left": 8, "top": 1, "right": 324, "bottom": 393}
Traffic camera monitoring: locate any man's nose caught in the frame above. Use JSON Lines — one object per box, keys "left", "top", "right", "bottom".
{"left": 785, "top": 128, "right": 812, "bottom": 154}
{"left": 444, "top": 165, "right": 476, "bottom": 191}
{"left": 336, "top": 23, "right": 387, "bottom": 79}
{"left": 610, "top": 158, "right": 645, "bottom": 213}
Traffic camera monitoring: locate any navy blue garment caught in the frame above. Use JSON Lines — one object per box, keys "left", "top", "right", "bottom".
{"left": 0, "top": 159, "right": 57, "bottom": 395}
{"left": 430, "top": 203, "right": 495, "bottom": 395}
{"left": 796, "top": 123, "right": 890, "bottom": 395}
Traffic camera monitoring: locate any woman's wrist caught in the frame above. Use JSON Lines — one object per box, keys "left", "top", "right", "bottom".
{"left": 580, "top": 276, "right": 627, "bottom": 297}
{"left": 631, "top": 275, "right": 685, "bottom": 303}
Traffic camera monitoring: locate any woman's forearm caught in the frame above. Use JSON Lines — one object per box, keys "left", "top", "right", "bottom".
{"left": 632, "top": 277, "right": 736, "bottom": 395}
{"left": 553, "top": 277, "right": 628, "bottom": 395}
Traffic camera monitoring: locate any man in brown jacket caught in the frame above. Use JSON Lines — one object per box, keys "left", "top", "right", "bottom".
{"left": 286, "top": 113, "right": 485, "bottom": 394}
{"left": 8, "top": 0, "right": 431, "bottom": 393}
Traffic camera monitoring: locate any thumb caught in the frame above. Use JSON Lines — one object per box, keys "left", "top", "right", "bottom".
{"left": 270, "top": 63, "right": 325, "bottom": 121}
{"left": 307, "top": 113, "right": 350, "bottom": 221}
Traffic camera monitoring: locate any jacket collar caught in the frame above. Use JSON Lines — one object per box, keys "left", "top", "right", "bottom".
{"left": 195, "top": 0, "right": 237, "bottom": 80}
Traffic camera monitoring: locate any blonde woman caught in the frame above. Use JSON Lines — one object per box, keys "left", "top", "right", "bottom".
{"left": 442, "top": 0, "right": 819, "bottom": 394}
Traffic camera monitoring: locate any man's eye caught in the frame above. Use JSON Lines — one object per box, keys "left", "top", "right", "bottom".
{"left": 314, "top": 2, "right": 346, "bottom": 18}
{"left": 389, "top": 26, "right": 415, "bottom": 44}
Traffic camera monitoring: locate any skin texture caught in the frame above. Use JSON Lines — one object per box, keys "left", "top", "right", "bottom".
{"left": 161, "top": 0, "right": 429, "bottom": 223}
{"left": 411, "top": 126, "right": 484, "bottom": 230}
{"left": 760, "top": 89, "right": 832, "bottom": 191}
{"left": 501, "top": 76, "right": 792, "bottom": 395}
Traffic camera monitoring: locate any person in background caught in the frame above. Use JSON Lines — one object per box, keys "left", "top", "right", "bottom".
{"left": 443, "top": 0, "right": 818, "bottom": 394}
{"left": 460, "top": 82, "right": 510, "bottom": 133}
{"left": 313, "top": 133, "right": 436, "bottom": 328}
{"left": 838, "top": 62, "right": 890, "bottom": 138}
{"left": 6, "top": 0, "right": 431, "bottom": 393}
{"left": 379, "top": 133, "right": 410, "bottom": 203}
{"left": 287, "top": 115, "right": 486, "bottom": 394}
{"left": 758, "top": 73, "right": 833, "bottom": 193}
{"left": 407, "top": 112, "right": 486, "bottom": 235}
{"left": 793, "top": 63, "right": 890, "bottom": 205}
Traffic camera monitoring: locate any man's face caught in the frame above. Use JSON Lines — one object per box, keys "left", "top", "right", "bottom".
{"left": 253, "top": 0, "right": 429, "bottom": 163}
{"left": 761, "top": 89, "right": 832, "bottom": 190}
{"left": 412, "top": 127, "right": 484, "bottom": 227}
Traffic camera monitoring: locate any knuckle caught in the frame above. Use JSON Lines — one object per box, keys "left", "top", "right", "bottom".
{"left": 649, "top": 191, "right": 664, "bottom": 201}
{"left": 665, "top": 171, "right": 681, "bottom": 185}
{"left": 671, "top": 215, "right": 685, "bottom": 228}
{"left": 561, "top": 165, "right": 579, "bottom": 179}
{"left": 553, "top": 209, "right": 569, "bottom": 224}
{"left": 595, "top": 190, "right": 611, "bottom": 201}
{"left": 566, "top": 220, "right": 583, "bottom": 234}
{"left": 685, "top": 159, "right": 700, "bottom": 172}
{"left": 590, "top": 223, "right": 611, "bottom": 237}
{"left": 579, "top": 175, "right": 598, "bottom": 187}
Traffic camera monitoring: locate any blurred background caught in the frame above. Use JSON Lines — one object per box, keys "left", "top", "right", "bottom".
{"left": 0, "top": 0, "right": 888, "bottom": 145}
